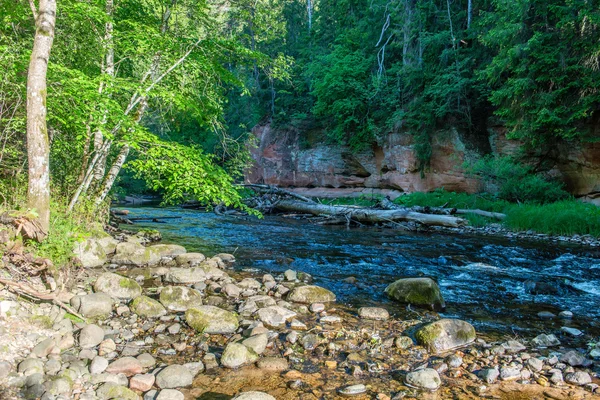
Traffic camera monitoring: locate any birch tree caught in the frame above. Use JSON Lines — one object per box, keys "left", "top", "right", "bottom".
{"left": 26, "top": 0, "right": 57, "bottom": 237}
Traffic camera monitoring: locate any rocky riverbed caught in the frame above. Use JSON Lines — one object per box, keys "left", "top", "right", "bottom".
{"left": 0, "top": 231, "right": 599, "bottom": 400}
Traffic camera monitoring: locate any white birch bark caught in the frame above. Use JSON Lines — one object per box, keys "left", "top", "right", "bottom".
{"left": 26, "top": 0, "right": 56, "bottom": 237}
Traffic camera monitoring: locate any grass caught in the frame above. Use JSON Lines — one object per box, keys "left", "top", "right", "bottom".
{"left": 319, "top": 195, "right": 383, "bottom": 207}
{"left": 394, "top": 189, "right": 600, "bottom": 237}
{"left": 1, "top": 185, "right": 107, "bottom": 270}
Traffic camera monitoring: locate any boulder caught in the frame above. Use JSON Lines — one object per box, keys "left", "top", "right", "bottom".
{"left": 232, "top": 392, "right": 275, "bottom": 400}
{"left": 185, "top": 306, "right": 238, "bottom": 334}
{"left": 175, "top": 252, "right": 206, "bottom": 266}
{"left": 256, "top": 357, "right": 289, "bottom": 371}
{"left": 96, "top": 383, "right": 140, "bottom": 400}
{"left": 94, "top": 272, "right": 142, "bottom": 300}
{"left": 155, "top": 365, "right": 193, "bottom": 389}
{"left": 287, "top": 285, "right": 336, "bottom": 303}
{"left": 130, "top": 296, "right": 167, "bottom": 318}
{"left": 73, "top": 238, "right": 107, "bottom": 268}
{"left": 79, "top": 324, "right": 105, "bottom": 349}
{"left": 159, "top": 286, "right": 203, "bottom": 312}
{"left": 156, "top": 389, "right": 185, "bottom": 400}
{"left": 257, "top": 306, "right": 297, "bottom": 328}
{"left": 113, "top": 242, "right": 186, "bottom": 266}
{"left": 385, "top": 277, "right": 445, "bottom": 310}
{"left": 105, "top": 357, "right": 143, "bottom": 377}
{"left": 221, "top": 342, "right": 258, "bottom": 369}
{"left": 531, "top": 334, "right": 560, "bottom": 348}
{"left": 405, "top": 368, "right": 441, "bottom": 391}
{"left": 164, "top": 266, "right": 227, "bottom": 284}
{"left": 70, "top": 293, "right": 113, "bottom": 318}
{"left": 358, "top": 307, "right": 389, "bottom": 320}
{"left": 242, "top": 334, "right": 268, "bottom": 355}
{"left": 415, "top": 319, "right": 476, "bottom": 353}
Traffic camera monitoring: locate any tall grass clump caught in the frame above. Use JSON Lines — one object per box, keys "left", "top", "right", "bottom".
{"left": 504, "top": 201, "right": 600, "bottom": 237}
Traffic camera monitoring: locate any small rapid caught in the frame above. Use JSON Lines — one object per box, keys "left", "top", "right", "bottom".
{"left": 119, "top": 207, "right": 600, "bottom": 337}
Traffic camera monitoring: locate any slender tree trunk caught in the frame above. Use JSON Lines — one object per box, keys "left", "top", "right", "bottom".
{"left": 307, "top": 0, "right": 312, "bottom": 32}
{"left": 26, "top": 0, "right": 56, "bottom": 237}
{"left": 467, "top": 0, "right": 472, "bottom": 29}
{"left": 95, "top": 144, "right": 129, "bottom": 205}
{"left": 93, "top": 0, "right": 115, "bottom": 181}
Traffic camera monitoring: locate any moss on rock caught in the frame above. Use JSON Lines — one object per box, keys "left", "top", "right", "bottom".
{"left": 385, "top": 277, "right": 445, "bottom": 310}
{"left": 130, "top": 295, "right": 167, "bottom": 318}
{"left": 415, "top": 318, "right": 476, "bottom": 353}
{"left": 185, "top": 306, "right": 238, "bottom": 334}
{"left": 287, "top": 285, "right": 336, "bottom": 304}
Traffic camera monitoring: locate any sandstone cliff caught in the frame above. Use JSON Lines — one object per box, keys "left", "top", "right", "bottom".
{"left": 246, "top": 123, "right": 600, "bottom": 204}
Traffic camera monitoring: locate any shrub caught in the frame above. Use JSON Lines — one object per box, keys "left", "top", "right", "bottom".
{"left": 466, "top": 156, "right": 570, "bottom": 204}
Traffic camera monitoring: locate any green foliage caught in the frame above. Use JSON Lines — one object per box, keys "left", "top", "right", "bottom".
{"left": 467, "top": 156, "right": 570, "bottom": 203}
{"left": 29, "top": 199, "right": 105, "bottom": 269}
{"left": 128, "top": 140, "right": 259, "bottom": 215}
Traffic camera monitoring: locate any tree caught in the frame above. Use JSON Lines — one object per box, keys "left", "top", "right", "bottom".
{"left": 26, "top": 0, "right": 57, "bottom": 238}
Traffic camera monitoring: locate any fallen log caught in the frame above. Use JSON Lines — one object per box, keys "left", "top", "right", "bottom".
{"left": 453, "top": 209, "right": 506, "bottom": 220}
{"left": 378, "top": 198, "right": 506, "bottom": 220}
{"left": 275, "top": 200, "right": 468, "bottom": 228}
{"left": 240, "top": 184, "right": 316, "bottom": 204}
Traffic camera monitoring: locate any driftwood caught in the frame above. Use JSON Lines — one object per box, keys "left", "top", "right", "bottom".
{"left": 453, "top": 209, "right": 506, "bottom": 220}
{"left": 240, "top": 184, "right": 316, "bottom": 204}
{"left": 275, "top": 200, "right": 468, "bottom": 228}
{"left": 378, "top": 197, "right": 506, "bottom": 220}
{"left": 0, "top": 278, "right": 86, "bottom": 322}
{"left": 0, "top": 211, "right": 47, "bottom": 242}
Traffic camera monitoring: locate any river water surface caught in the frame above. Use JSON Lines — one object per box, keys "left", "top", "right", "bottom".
{"left": 120, "top": 207, "right": 600, "bottom": 338}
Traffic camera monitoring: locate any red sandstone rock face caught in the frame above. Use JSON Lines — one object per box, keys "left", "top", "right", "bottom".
{"left": 247, "top": 124, "right": 480, "bottom": 193}
{"left": 246, "top": 123, "right": 600, "bottom": 200}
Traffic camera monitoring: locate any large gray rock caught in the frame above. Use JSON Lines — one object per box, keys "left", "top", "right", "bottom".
{"left": 113, "top": 242, "right": 186, "bottom": 266}
{"left": 185, "top": 306, "right": 238, "bottom": 334}
{"left": 156, "top": 389, "right": 185, "bottom": 400}
{"left": 131, "top": 296, "right": 167, "bottom": 318}
{"left": 94, "top": 272, "right": 142, "bottom": 300}
{"left": 242, "top": 334, "right": 268, "bottom": 355}
{"left": 70, "top": 293, "right": 113, "bottom": 318}
{"left": 155, "top": 365, "right": 193, "bottom": 389}
{"left": 221, "top": 342, "right": 258, "bottom": 369}
{"left": 257, "top": 306, "right": 297, "bottom": 328}
{"left": 159, "top": 286, "right": 203, "bottom": 312}
{"left": 164, "top": 266, "right": 227, "bottom": 284}
{"left": 415, "top": 319, "right": 476, "bottom": 353}
{"left": 79, "top": 324, "right": 105, "bottom": 348}
{"left": 287, "top": 285, "right": 336, "bottom": 303}
{"left": 73, "top": 238, "right": 108, "bottom": 268}
{"left": 232, "top": 392, "right": 275, "bottom": 400}
{"left": 405, "top": 368, "right": 441, "bottom": 390}
{"left": 96, "top": 382, "right": 140, "bottom": 400}
{"left": 385, "top": 277, "right": 445, "bottom": 310}
{"left": 175, "top": 252, "right": 206, "bottom": 266}
{"left": 358, "top": 307, "right": 389, "bottom": 320}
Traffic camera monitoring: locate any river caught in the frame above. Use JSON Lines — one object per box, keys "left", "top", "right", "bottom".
{"left": 119, "top": 206, "right": 600, "bottom": 338}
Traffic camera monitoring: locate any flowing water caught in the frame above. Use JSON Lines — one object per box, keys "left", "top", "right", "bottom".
{"left": 120, "top": 206, "right": 600, "bottom": 338}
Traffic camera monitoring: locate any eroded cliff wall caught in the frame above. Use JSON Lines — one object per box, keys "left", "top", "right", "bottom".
{"left": 246, "top": 123, "right": 600, "bottom": 203}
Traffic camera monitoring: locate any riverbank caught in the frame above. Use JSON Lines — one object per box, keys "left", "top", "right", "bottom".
{"left": 0, "top": 228, "right": 599, "bottom": 399}
{"left": 312, "top": 190, "right": 600, "bottom": 248}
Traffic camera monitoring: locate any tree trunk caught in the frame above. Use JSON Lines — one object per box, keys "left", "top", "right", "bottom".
{"left": 95, "top": 144, "right": 129, "bottom": 205}
{"left": 26, "top": 0, "right": 57, "bottom": 238}
{"left": 274, "top": 200, "right": 468, "bottom": 228}
{"left": 93, "top": 0, "right": 115, "bottom": 181}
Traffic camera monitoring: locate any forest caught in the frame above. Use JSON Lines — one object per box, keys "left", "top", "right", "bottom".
{"left": 2, "top": 0, "right": 600, "bottom": 231}
{"left": 1, "top": 1, "right": 600, "bottom": 399}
